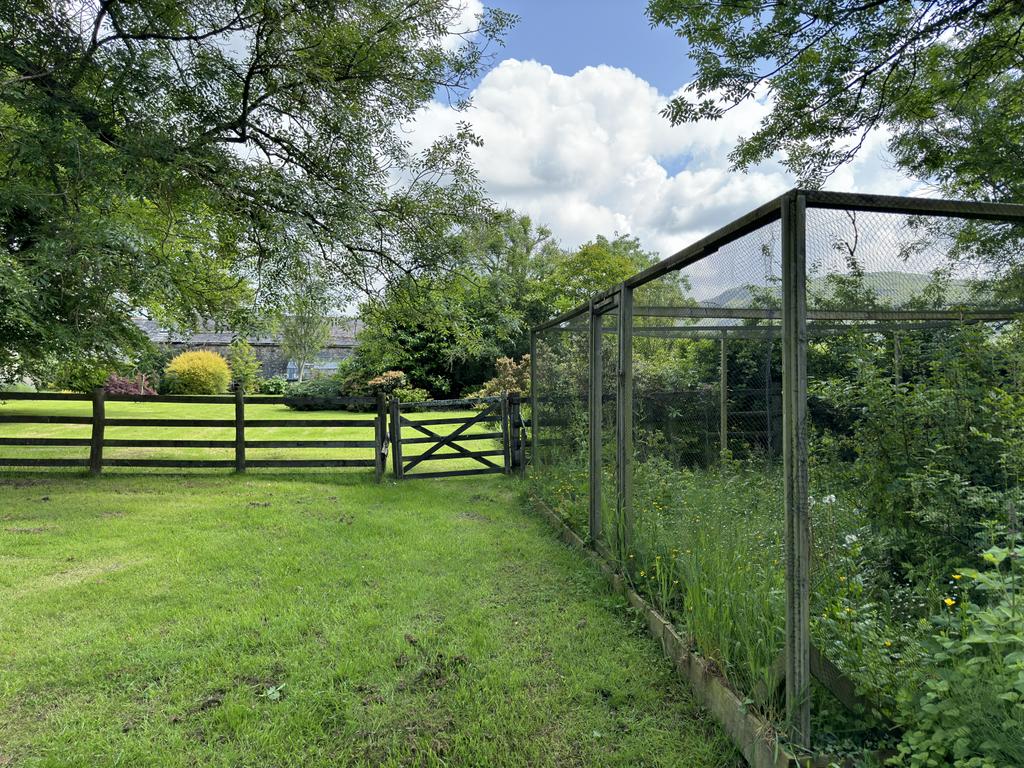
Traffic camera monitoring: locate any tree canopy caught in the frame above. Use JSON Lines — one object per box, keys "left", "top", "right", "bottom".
{"left": 353, "top": 211, "right": 672, "bottom": 396}
{"left": 0, "top": 0, "right": 513, "bottom": 384}
{"left": 646, "top": 0, "right": 1024, "bottom": 195}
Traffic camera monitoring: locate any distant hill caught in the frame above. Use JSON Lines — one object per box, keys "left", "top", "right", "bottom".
{"left": 702, "top": 271, "right": 975, "bottom": 309}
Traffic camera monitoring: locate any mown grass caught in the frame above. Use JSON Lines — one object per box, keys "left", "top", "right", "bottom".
{"left": 0, "top": 469, "right": 738, "bottom": 767}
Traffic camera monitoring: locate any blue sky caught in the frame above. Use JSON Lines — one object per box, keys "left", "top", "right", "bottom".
{"left": 476, "top": 1, "right": 692, "bottom": 94}
{"left": 415, "top": 0, "right": 914, "bottom": 258}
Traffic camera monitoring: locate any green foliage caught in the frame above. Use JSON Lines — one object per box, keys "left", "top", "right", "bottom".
{"left": 812, "top": 324, "right": 1024, "bottom": 586}
{"left": 354, "top": 210, "right": 556, "bottom": 397}
{"left": 228, "top": 338, "right": 262, "bottom": 393}
{"left": 280, "top": 283, "right": 333, "bottom": 383}
{"left": 393, "top": 386, "right": 429, "bottom": 403}
{"left": 646, "top": 0, "right": 1023, "bottom": 196}
{"left": 471, "top": 355, "right": 531, "bottom": 397}
{"left": 354, "top": 213, "right": 678, "bottom": 397}
{"left": 538, "top": 235, "right": 659, "bottom": 314}
{"left": 258, "top": 376, "right": 288, "bottom": 395}
{"left": 1, "top": 0, "right": 512, "bottom": 383}
{"left": 45, "top": 356, "right": 114, "bottom": 393}
{"left": 128, "top": 343, "right": 174, "bottom": 393}
{"left": 282, "top": 371, "right": 367, "bottom": 410}
{"left": 163, "top": 350, "right": 231, "bottom": 395}
{"left": 530, "top": 287, "right": 1024, "bottom": 760}
{"left": 893, "top": 526, "right": 1024, "bottom": 767}
{"left": 365, "top": 370, "right": 407, "bottom": 396}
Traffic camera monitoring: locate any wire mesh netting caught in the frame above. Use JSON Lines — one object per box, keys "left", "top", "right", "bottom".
{"left": 531, "top": 312, "right": 588, "bottom": 531}
{"left": 803, "top": 207, "right": 1024, "bottom": 756}
{"left": 528, "top": 192, "right": 1024, "bottom": 761}
{"left": 628, "top": 219, "right": 788, "bottom": 725}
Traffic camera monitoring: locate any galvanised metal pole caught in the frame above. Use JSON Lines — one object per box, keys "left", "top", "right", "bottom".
{"left": 588, "top": 300, "right": 603, "bottom": 545}
{"left": 782, "top": 191, "right": 811, "bottom": 747}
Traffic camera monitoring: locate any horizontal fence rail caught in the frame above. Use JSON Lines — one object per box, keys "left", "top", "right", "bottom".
{"left": 0, "top": 390, "right": 531, "bottom": 482}
{"left": 0, "top": 389, "right": 389, "bottom": 478}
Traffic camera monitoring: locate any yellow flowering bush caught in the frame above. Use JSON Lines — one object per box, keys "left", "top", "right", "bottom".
{"left": 163, "top": 350, "right": 232, "bottom": 395}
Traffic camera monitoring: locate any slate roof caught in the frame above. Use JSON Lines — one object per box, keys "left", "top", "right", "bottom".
{"left": 133, "top": 317, "right": 361, "bottom": 348}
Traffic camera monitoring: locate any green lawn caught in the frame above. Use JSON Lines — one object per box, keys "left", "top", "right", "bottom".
{"left": 0, "top": 398, "right": 502, "bottom": 475}
{"left": 0, "top": 468, "right": 738, "bottom": 767}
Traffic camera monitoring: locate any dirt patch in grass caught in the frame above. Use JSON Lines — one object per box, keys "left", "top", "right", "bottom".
{"left": 13, "top": 560, "right": 130, "bottom": 599}
{"left": 457, "top": 510, "right": 492, "bottom": 523}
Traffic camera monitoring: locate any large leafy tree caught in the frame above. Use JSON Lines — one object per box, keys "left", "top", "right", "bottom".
{"left": 354, "top": 215, "right": 682, "bottom": 396}
{"left": 355, "top": 209, "right": 560, "bottom": 396}
{"left": 0, "top": 0, "right": 512, "bottom": 384}
{"left": 535, "top": 233, "right": 661, "bottom": 313}
{"left": 646, "top": 0, "right": 1024, "bottom": 195}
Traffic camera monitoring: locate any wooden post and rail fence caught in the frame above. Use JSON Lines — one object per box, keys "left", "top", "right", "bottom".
{"left": 0, "top": 390, "right": 530, "bottom": 480}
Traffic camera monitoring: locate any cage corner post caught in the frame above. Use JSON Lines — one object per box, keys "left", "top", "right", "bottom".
{"left": 529, "top": 329, "right": 538, "bottom": 471}
{"left": 616, "top": 284, "right": 634, "bottom": 563}
{"left": 588, "top": 299, "right": 602, "bottom": 545}
{"left": 782, "top": 190, "right": 811, "bottom": 748}
{"left": 719, "top": 329, "right": 728, "bottom": 458}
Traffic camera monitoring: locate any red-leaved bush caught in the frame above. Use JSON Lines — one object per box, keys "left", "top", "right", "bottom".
{"left": 104, "top": 374, "right": 157, "bottom": 396}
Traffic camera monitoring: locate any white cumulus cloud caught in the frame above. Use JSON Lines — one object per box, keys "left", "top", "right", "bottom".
{"left": 412, "top": 59, "right": 921, "bottom": 259}
{"left": 442, "top": 0, "right": 484, "bottom": 52}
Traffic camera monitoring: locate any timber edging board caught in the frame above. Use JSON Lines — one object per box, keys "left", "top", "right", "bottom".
{"left": 527, "top": 493, "right": 816, "bottom": 768}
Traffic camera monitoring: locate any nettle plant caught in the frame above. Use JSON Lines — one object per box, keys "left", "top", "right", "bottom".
{"left": 894, "top": 517, "right": 1024, "bottom": 767}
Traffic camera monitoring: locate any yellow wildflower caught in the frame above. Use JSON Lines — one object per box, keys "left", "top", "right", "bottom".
{"left": 944, "top": 597, "right": 956, "bottom": 607}
{"left": 952, "top": 574, "right": 962, "bottom": 581}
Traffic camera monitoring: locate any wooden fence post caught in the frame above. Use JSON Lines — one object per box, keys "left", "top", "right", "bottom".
{"left": 375, "top": 392, "right": 386, "bottom": 483}
{"left": 782, "top": 191, "right": 811, "bottom": 748}
{"left": 500, "top": 391, "right": 511, "bottom": 475}
{"left": 89, "top": 386, "right": 105, "bottom": 475}
{"left": 509, "top": 392, "right": 523, "bottom": 476}
{"left": 389, "top": 397, "right": 404, "bottom": 479}
{"left": 234, "top": 386, "right": 246, "bottom": 473}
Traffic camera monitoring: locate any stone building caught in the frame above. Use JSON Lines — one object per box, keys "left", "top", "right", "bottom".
{"left": 134, "top": 317, "right": 361, "bottom": 380}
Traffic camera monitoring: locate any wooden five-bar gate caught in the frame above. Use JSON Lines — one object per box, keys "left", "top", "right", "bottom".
{"left": 389, "top": 394, "right": 526, "bottom": 480}
{"left": 0, "top": 390, "right": 528, "bottom": 481}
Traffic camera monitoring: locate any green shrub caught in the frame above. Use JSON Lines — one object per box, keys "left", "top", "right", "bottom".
{"left": 163, "top": 350, "right": 231, "bottom": 394}
{"left": 131, "top": 344, "right": 174, "bottom": 392}
{"left": 259, "top": 375, "right": 288, "bottom": 394}
{"left": 46, "top": 357, "right": 113, "bottom": 392}
{"left": 470, "top": 355, "right": 530, "bottom": 397}
{"left": 394, "top": 385, "right": 429, "bottom": 403}
{"left": 366, "top": 370, "right": 407, "bottom": 395}
{"left": 283, "top": 373, "right": 364, "bottom": 410}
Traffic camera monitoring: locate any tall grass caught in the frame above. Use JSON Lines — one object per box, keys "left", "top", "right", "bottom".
{"left": 527, "top": 451, "right": 927, "bottom": 751}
